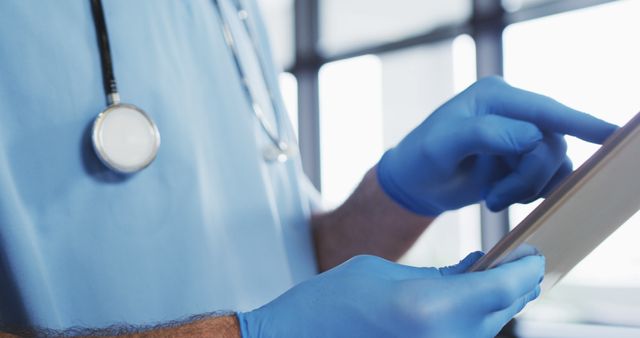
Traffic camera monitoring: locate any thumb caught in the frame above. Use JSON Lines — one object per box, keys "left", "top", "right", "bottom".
{"left": 439, "top": 251, "right": 485, "bottom": 276}
{"left": 439, "top": 115, "right": 543, "bottom": 172}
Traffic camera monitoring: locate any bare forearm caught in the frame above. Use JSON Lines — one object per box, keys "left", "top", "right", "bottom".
{"left": 0, "top": 314, "right": 241, "bottom": 338}
{"left": 312, "top": 167, "right": 435, "bottom": 271}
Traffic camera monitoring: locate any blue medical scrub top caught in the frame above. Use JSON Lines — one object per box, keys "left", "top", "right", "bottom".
{"left": 0, "top": 0, "right": 317, "bottom": 330}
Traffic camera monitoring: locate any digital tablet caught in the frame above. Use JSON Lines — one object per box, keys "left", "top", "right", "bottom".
{"left": 468, "top": 111, "right": 640, "bottom": 293}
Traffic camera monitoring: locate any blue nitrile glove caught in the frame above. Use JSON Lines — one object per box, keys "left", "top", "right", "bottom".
{"left": 237, "top": 252, "right": 544, "bottom": 338}
{"left": 377, "top": 76, "right": 619, "bottom": 216}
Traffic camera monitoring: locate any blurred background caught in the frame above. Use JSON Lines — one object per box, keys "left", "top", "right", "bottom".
{"left": 256, "top": 0, "right": 640, "bottom": 337}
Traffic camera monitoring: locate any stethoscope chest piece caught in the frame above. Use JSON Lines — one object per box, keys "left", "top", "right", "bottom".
{"left": 92, "top": 103, "right": 161, "bottom": 174}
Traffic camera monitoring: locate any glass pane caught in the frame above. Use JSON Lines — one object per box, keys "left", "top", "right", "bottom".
{"left": 319, "top": 36, "right": 480, "bottom": 268}
{"left": 320, "top": 0, "right": 472, "bottom": 55}
{"left": 256, "top": 0, "right": 295, "bottom": 69}
{"left": 279, "top": 73, "right": 298, "bottom": 138}
{"left": 320, "top": 55, "right": 384, "bottom": 208}
{"left": 504, "top": 0, "right": 640, "bottom": 327}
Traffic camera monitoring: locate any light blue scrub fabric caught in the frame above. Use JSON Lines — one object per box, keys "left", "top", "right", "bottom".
{"left": 0, "top": 0, "right": 317, "bottom": 330}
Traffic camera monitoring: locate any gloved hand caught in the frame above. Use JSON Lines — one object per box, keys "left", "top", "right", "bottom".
{"left": 237, "top": 252, "right": 544, "bottom": 338}
{"left": 377, "top": 76, "right": 619, "bottom": 216}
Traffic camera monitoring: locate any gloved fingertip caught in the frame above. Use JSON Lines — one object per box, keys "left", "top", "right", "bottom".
{"left": 528, "top": 253, "right": 546, "bottom": 266}
{"left": 528, "top": 255, "right": 546, "bottom": 282}
{"left": 485, "top": 175, "right": 534, "bottom": 212}
{"left": 529, "top": 285, "right": 542, "bottom": 302}
{"left": 533, "top": 253, "right": 545, "bottom": 266}
{"left": 485, "top": 195, "right": 506, "bottom": 212}
{"left": 463, "top": 251, "right": 485, "bottom": 264}
{"left": 441, "top": 251, "right": 486, "bottom": 275}
{"left": 597, "top": 122, "right": 620, "bottom": 143}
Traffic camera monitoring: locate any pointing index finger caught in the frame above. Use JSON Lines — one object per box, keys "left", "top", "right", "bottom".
{"left": 477, "top": 77, "right": 619, "bottom": 144}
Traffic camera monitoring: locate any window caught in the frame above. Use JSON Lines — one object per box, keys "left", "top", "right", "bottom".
{"left": 279, "top": 73, "right": 299, "bottom": 138}
{"left": 319, "top": 36, "right": 481, "bottom": 267}
{"left": 319, "top": 55, "right": 384, "bottom": 208}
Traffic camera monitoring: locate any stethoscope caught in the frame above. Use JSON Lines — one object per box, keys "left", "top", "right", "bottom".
{"left": 89, "top": 0, "right": 295, "bottom": 174}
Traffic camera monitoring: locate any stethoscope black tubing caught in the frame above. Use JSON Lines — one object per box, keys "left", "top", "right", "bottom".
{"left": 90, "top": 0, "right": 118, "bottom": 101}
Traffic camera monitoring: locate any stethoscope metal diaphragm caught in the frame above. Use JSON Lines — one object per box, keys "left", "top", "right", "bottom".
{"left": 92, "top": 103, "right": 160, "bottom": 174}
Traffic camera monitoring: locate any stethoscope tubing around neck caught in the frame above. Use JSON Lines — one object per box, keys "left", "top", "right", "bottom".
{"left": 211, "top": 0, "right": 295, "bottom": 160}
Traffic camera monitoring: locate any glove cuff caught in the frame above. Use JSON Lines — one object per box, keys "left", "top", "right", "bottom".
{"left": 377, "top": 150, "right": 442, "bottom": 217}
{"left": 236, "top": 312, "right": 253, "bottom": 338}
